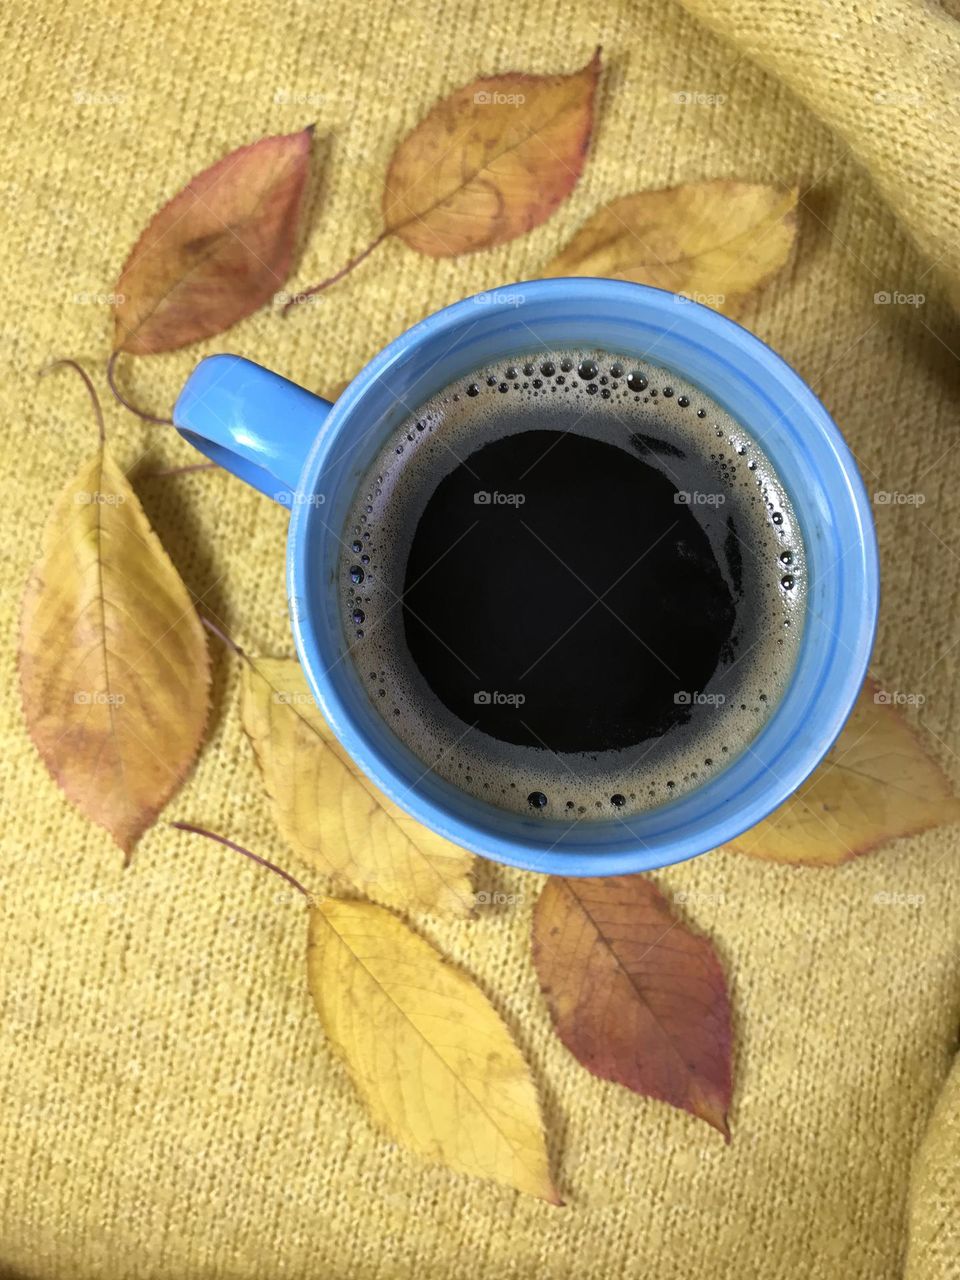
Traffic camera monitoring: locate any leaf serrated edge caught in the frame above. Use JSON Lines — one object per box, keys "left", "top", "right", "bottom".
{"left": 532, "top": 876, "right": 732, "bottom": 1140}
{"left": 19, "top": 448, "right": 211, "bottom": 857}
{"left": 240, "top": 658, "right": 475, "bottom": 917}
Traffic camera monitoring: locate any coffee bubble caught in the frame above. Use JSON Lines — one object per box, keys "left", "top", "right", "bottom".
{"left": 336, "top": 349, "right": 805, "bottom": 821}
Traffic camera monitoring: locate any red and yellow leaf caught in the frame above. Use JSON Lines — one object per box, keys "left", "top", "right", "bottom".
{"left": 533, "top": 874, "right": 733, "bottom": 1138}
{"left": 383, "top": 50, "right": 601, "bottom": 257}
{"left": 113, "top": 127, "right": 313, "bottom": 354}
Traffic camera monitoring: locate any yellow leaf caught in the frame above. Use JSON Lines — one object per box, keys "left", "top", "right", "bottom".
{"left": 729, "top": 677, "right": 960, "bottom": 865}
{"left": 20, "top": 448, "right": 209, "bottom": 858}
{"left": 541, "top": 180, "right": 798, "bottom": 316}
{"left": 383, "top": 50, "right": 601, "bottom": 257}
{"left": 307, "top": 897, "right": 559, "bottom": 1202}
{"left": 241, "top": 658, "right": 475, "bottom": 916}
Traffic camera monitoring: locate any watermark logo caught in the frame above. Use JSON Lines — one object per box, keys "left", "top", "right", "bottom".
{"left": 675, "top": 290, "right": 726, "bottom": 309}
{"left": 675, "top": 490, "right": 725, "bottom": 506}
{"left": 273, "top": 489, "right": 326, "bottom": 506}
{"left": 674, "top": 690, "right": 725, "bottom": 706}
{"left": 474, "top": 490, "right": 525, "bottom": 506}
{"left": 274, "top": 289, "right": 323, "bottom": 309}
{"left": 73, "top": 886, "right": 128, "bottom": 906}
{"left": 74, "top": 690, "right": 125, "bottom": 706}
{"left": 872, "top": 90, "right": 924, "bottom": 107}
{"left": 73, "top": 89, "right": 128, "bottom": 107}
{"left": 72, "top": 291, "right": 125, "bottom": 306}
{"left": 873, "top": 689, "right": 925, "bottom": 707}
{"left": 473, "top": 289, "right": 525, "bottom": 308}
{"left": 475, "top": 890, "right": 524, "bottom": 906}
{"left": 273, "top": 89, "right": 327, "bottom": 107}
{"left": 672, "top": 90, "right": 726, "bottom": 107}
{"left": 272, "top": 690, "right": 314, "bottom": 705}
{"left": 674, "top": 890, "right": 726, "bottom": 906}
{"left": 873, "top": 490, "right": 925, "bottom": 506}
{"left": 75, "top": 490, "right": 125, "bottom": 506}
{"left": 274, "top": 888, "right": 324, "bottom": 906}
{"left": 474, "top": 690, "right": 525, "bottom": 707}
{"left": 473, "top": 90, "right": 526, "bottom": 107}
{"left": 874, "top": 290, "right": 925, "bottom": 306}
{"left": 873, "top": 890, "right": 925, "bottom": 907}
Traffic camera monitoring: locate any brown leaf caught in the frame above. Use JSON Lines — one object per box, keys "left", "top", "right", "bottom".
{"left": 308, "top": 897, "right": 560, "bottom": 1201}
{"left": 20, "top": 381, "right": 210, "bottom": 856}
{"left": 729, "top": 677, "right": 960, "bottom": 866}
{"left": 533, "top": 875, "right": 733, "bottom": 1138}
{"left": 241, "top": 657, "right": 475, "bottom": 916}
{"left": 383, "top": 49, "right": 600, "bottom": 258}
{"left": 541, "top": 180, "right": 797, "bottom": 316}
{"left": 113, "top": 127, "right": 313, "bottom": 354}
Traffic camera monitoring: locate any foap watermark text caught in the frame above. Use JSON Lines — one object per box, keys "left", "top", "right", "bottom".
{"left": 474, "top": 490, "right": 525, "bottom": 506}
{"left": 474, "top": 690, "right": 525, "bottom": 707}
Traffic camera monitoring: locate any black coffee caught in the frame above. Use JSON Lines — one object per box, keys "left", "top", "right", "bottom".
{"left": 404, "top": 429, "right": 736, "bottom": 752}
{"left": 339, "top": 350, "right": 804, "bottom": 820}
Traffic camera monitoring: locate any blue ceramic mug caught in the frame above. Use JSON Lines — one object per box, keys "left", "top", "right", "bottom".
{"left": 173, "top": 279, "right": 878, "bottom": 876}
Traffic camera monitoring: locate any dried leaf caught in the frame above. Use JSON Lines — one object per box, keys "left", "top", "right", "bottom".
{"left": 383, "top": 49, "right": 600, "bottom": 257}
{"left": 241, "top": 657, "right": 475, "bottom": 916}
{"left": 533, "top": 875, "right": 732, "bottom": 1138}
{"left": 541, "top": 180, "right": 798, "bottom": 316}
{"left": 113, "top": 127, "right": 313, "bottom": 354}
{"left": 729, "top": 677, "right": 960, "bottom": 866}
{"left": 307, "top": 897, "right": 559, "bottom": 1201}
{"left": 20, "top": 436, "right": 210, "bottom": 858}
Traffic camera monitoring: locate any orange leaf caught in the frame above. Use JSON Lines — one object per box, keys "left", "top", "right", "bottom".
{"left": 383, "top": 49, "right": 601, "bottom": 257}
{"left": 533, "top": 875, "right": 732, "bottom": 1138}
{"left": 728, "top": 676, "right": 960, "bottom": 866}
{"left": 113, "top": 127, "right": 313, "bottom": 354}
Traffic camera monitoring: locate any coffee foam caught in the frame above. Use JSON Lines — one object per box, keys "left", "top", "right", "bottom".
{"left": 337, "top": 349, "right": 805, "bottom": 821}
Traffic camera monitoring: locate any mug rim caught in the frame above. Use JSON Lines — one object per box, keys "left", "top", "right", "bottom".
{"left": 287, "top": 278, "right": 879, "bottom": 875}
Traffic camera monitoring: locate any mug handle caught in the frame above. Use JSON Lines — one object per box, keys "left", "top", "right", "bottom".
{"left": 172, "top": 354, "right": 333, "bottom": 506}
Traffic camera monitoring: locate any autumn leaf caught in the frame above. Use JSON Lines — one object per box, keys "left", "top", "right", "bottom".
{"left": 241, "top": 656, "right": 475, "bottom": 916}
{"left": 287, "top": 51, "right": 601, "bottom": 308}
{"left": 20, "top": 363, "right": 209, "bottom": 859}
{"left": 533, "top": 875, "right": 732, "bottom": 1138}
{"left": 173, "top": 824, "right": 553, "bottom": 1200}
{"left": 729, "top": 677, "right": 960, "bottom": 866}
{"left": 112, "top": 126, "right": 313, "bottom": 355}
{"left": 308, "top": 896, "right": 559, "bottom": 1201}
{"left": 385, "top": 48, "right": 600, "bottom": 255}
{"left": 541, "top": 180, "right": 798, "bottom": 316}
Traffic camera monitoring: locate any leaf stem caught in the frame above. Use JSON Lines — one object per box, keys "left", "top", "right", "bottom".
{"left": 199, "top": 613, "right": 247, "bottom": 659}
{"left": 39, "top": 359, "right": 106, "bottom": 447}
{"left": 170, "top": 822, "right": 312, "bottom": 900}
{"left": 106, "top": 350, "right": 174, "bottom": 425}
{"left": 282, "top": 231, "right": 387, "bottom": 314}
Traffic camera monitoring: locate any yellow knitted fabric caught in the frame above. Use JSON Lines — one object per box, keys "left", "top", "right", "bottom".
{"left": 906, "top": 1052, "right": 960, "bottom": 1280}
{"left": 677, "top": 0, "right": 960, "bottom": 310}
{"left": 2, "top": 0, "right": 959, "bottom": 1276}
